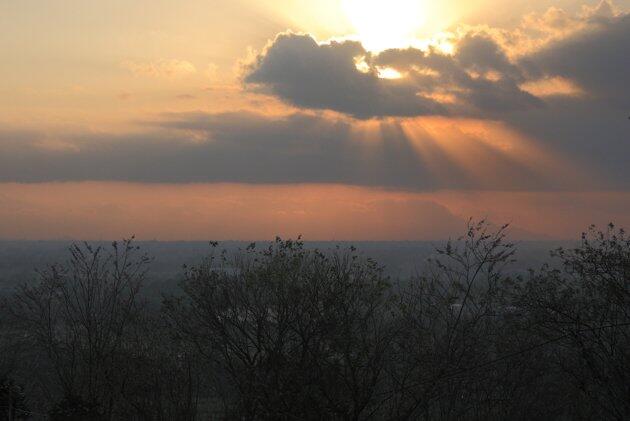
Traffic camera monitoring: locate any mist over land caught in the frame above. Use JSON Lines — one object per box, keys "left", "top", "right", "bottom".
{"left": 0, "top": 239, "right": 568, "bottom": 294}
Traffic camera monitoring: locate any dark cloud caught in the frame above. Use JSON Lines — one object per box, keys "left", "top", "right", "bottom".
{"left": 455, "top": 35, "right": 523, "bottom": 81}
{"left": 245, "top": 9, "right": 629, "bottom": 121}
{"left": 0, "top": 111, "right": 585, "bottom": 190}
{"left": 237, "top": 11, "right": 630, "bottom": 191}
{"left": 245, "top": 32, "right": 542, "bottom": 119}
{"left": 500, "top": 12, "right": 630, "bottom": 185}
{"left": 527, "top": 13, "right": 630, "bottom": 108}
{"left": 245, "top": 34, "right": 446, "bottom": 119}
{"left": 504, "top": 96, "right": 630, "bottom": 188}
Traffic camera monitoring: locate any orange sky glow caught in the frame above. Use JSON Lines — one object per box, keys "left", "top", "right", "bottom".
{"left": 1, "top": 0, "right": 628, "bottom": 240}
{"left": 2, "top": 182, "right": 629, "bottom": 240}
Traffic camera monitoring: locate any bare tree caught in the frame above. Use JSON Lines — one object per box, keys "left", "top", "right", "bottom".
{"left": 382, "top": 220, "right": 539, "bottom": 420}
{"left": 10, "top": 239, "right": 150, "bottom": 419}
{"left": 3, "top": 222, "right": 629, "bottom": 420}
{"left": 518, "top": 224, "right": 630, "bottom": 420}
{"left": 164, "top": 238, "right": 398, "bottom": 420}
{"left": 117, "top": 310, "right": 201, "bottom": 421}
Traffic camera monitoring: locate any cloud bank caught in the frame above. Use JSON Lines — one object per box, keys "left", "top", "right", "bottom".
{"left": 0, "top": 110, "right": 598, "bottom": 191}
{"left": 244, "top": 32, "right": 541, "bottom": 119}
{"left": 244, "top": 4, "right": 628, "bottom": 119}
{"left": 0, "top": 2, "right": 628, "bottom": 192}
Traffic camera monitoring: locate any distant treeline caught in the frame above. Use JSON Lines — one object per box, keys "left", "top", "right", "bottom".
{"left": 1, "top": 221, "right": 628, "bottom": 420}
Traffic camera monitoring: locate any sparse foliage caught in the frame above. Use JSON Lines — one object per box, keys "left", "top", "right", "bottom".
{"left": 517, "top": 224, "right": 630, "bottom": 420}
{"left": 1, "top": 222, "right": 629, "bottom": 420}
{"left": 10, "top": 239, "right": 150, "bottom": 418}
{"left": 164, "top": 237, "right": 397, "bottom": 419}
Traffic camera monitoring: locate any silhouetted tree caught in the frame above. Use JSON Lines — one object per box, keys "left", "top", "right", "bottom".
{"left": 164, "top": 238, "right": 398, "bottom": 419}
{"left": 117, "top": 311, "right": 201, "bottom": 421}
{"left": 518, "top": 224, "right": 630, "bottom": 420}
{"left": 382, "top": 220, "right": 529, "bottom": 420}
{"left": 49, "top": 393, "right": 103, "bottom": 421}
{"left": 0, "top": 377, "right": 29, "bottom": 420}
{"left": 2, "top": 221, "right": 629, "bottom": 420}
{"left": 11, "top": 239, "right": 150, "bottom": 419}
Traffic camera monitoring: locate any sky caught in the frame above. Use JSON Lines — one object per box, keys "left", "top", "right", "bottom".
{"left": 1, "top": 0, "right": 629, "bottom": 240}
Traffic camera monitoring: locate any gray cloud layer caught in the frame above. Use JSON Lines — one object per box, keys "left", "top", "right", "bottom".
{"left": 245, "top": 33, "right": 542, "bottom": 119}
{"left": 1, "top": 8, "right": 628, "bottom": 191}
{"left": 0, "top": 111, "right": 586, "bottom": 190}
{"left": 245, "top": 13, "right": 629, "bottom": 119}
{"left": 529, "top": 13, "right": 630, "bottom": 108}
{"left": 504, "top": 14, "right": 630, "bottom": 183}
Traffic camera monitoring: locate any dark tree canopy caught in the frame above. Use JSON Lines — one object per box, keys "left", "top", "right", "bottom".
{"left": 1, "top": 222, "right": 629, "bottom": 420}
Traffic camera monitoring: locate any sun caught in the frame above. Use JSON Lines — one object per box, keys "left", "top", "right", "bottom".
{"left": 342, "top": 0, "right": 426, "bottom": 52}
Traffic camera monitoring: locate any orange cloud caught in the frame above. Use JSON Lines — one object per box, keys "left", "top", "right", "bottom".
{"left": 122, "top": 59, "right": 197, "bottom": 79}
{"left": 520, "top": 77, "right": 584, "bottom": 97}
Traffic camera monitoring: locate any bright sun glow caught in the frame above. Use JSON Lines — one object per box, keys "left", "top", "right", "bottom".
{"left": 377, "top": 67, "right": 403, "bottom": 79}
{"left": 342, "top": 0, "right": 426, "bottom": 51}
